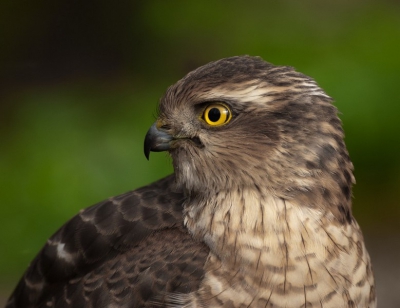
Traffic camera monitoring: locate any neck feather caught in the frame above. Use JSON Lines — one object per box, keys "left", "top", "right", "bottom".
{"left": 182, "top": 188, "right": 369, "bottom": 302}
{"left": 183, "top": 188, "right": 331, "bottom": 266}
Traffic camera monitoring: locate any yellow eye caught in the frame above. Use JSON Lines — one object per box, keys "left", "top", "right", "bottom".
{"left": 203, "top": 103, "right": 232, "bottom": 126}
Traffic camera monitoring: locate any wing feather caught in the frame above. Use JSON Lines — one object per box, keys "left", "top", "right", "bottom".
{"left": 7, "top": 175, "right": 209, "bottom": 307}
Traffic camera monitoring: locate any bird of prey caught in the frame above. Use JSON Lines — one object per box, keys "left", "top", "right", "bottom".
{"left": 6, "top": 56, "right": 376, "bottom": 307}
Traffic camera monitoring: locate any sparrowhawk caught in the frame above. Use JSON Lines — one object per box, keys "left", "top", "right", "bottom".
{"left": 6, "top": 56, "right": 376, "bottom": 307}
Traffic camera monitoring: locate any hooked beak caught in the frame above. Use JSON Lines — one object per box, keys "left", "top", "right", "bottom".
{"left": 144, "top": 123, "right": 174, "bottom": 160}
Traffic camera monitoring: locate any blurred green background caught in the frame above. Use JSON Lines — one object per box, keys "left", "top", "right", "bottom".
{"left": 1, "top": 0, "right": 399, "bottom": 306}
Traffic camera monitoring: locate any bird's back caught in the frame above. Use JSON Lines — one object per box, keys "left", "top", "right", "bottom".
{"left": 6, "top": 175, "right": 209, "bottom": 307}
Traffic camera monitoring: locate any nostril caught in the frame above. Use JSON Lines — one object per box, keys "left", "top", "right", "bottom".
{"left": 160, "top": 124, "right": 171, "bottom": 130}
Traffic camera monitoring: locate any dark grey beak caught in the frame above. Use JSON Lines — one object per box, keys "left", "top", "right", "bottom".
{"left": 144, "top": 123, "right": 174, "bottom": 160}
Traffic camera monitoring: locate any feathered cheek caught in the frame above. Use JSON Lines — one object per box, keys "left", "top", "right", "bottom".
{"left": 171, "top": 148, "right": 207, "bottom": 190}
{"left": 171, "top": 149, "right": 192, "bottom": 175}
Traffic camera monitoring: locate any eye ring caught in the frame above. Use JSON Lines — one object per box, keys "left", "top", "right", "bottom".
{"left": 202, "top": 103, "right": 232, "bottom": 126}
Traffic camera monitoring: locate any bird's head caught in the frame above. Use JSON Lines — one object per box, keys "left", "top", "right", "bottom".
{"left": 144, "top": 56, "right": 354, "bottom": 219}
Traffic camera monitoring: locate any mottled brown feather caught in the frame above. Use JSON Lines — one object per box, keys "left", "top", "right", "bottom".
{"left": 6, "top": 176, "right": 209, "bottom": 307}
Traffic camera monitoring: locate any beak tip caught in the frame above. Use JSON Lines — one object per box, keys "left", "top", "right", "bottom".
{"left": 144, "top": 149, "right": 150, "bottom": 160}
{"left": 144, "top": 140, "right": 151, "bottom": 160}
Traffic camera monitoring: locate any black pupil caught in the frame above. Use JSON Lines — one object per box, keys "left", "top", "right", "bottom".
{"left": 208, "top": 108, "right": 221, "bottom": 122}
